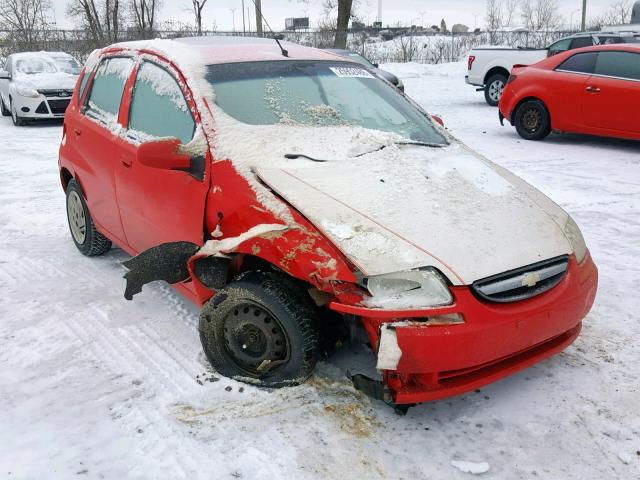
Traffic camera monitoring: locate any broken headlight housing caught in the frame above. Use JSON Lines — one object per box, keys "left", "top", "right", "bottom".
{"left": 362, "top": 268, "right": 453, "bottom": 309}
{"left": 563, "top": 215, "right": 587, "bottom": 263}
{"left": 16, "top": 84, "right": 40, "bottom": 98}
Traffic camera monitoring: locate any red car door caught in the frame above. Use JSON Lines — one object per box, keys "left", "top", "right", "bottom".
{"left": 114, "top": 59, "right": 210, "bottom": 253}
{"left": 583, "top": 51, "right": 640, "bottom": 134}
{"left": 72, "top": 56, "right": 135, "bottom": 245}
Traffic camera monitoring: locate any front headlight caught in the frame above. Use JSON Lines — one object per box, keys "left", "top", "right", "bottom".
{"left": 362, "top": 268, "right": 452, "bottom": 309}
{"left": 16, "top": 85, "right": 39, "bottom": 98}
{"left": 563, "top": 215, "right": 587, "bottom": 263}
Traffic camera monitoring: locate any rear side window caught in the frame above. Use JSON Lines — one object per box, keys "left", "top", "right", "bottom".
{"left": 570, "top": 37, "right": 594, "bottom": 49}
{"left": 128, "top": 62, "right": 195, "bottom": 144}
{"left": 598, "top": 36, "right": 621, "bottom": 45}
{"left": 594, "top": 51, "right": 640, "bottom": 80}
{"left": 86, "top": 57, "right": 134, "bottom": 121}
{"left": 557, "top": 52, "right": 598, "bottom": 74}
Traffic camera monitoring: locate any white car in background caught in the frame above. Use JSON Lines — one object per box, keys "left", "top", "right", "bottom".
{"left": 0, "top": 51, "right": 81, "bottom": 126}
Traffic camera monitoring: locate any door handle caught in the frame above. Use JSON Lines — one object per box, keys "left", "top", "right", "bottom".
{"left": 586, "top": 86, "right": 601, "bottom": 93}
{"left": 120, "top": 157, "right": 132, "bottom": 168}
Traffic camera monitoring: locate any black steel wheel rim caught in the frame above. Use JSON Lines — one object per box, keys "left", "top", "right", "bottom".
{"left": 221, "top": 301, "right": 290, "bottom": 376}
{"left": 522, "top": 107, "right": 542, "bottom": 133}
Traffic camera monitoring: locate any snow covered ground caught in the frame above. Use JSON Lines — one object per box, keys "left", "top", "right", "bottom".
{"left": 1, "top": 61, "right": 639, "bottom": 479}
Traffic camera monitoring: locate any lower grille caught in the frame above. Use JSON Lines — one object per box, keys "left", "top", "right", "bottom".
{"left": 48, "top": 99, "right": 70, "bottom": 114}
{"left": 35, "top": 102, "right": 48, "bottom": 114}
{"left": 472, "top": 255, "right": 569, "bottom": 303}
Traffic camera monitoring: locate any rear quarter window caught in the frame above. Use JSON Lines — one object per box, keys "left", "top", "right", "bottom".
{"left": 85, "top": 57, "right": 134, "bottom": 121}
{"left": 556, "top": 52, "right": 598, "bottom": 74}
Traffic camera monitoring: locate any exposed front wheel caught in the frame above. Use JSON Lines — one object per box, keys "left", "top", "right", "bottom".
{"left": 199, "top": 271, "right": 321, "bottom": 388}
{"left": 66, "top": 179, "right": 112, "bottom": 256}
{"left": 484, "top": 74, "right": 507, "bottom": 106}
{"left": 514, "top": 99, "right": 551, "bottom": 141}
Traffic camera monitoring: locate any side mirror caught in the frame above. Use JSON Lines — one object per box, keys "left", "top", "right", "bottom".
{"left": 0, "top": 70, "right": 10, "bottom": 80}
{"left": 137, "top": 138, "right": 191, "bottom": 171}
{"left": 372, "top": 63, "right": 379, "bottom": 68}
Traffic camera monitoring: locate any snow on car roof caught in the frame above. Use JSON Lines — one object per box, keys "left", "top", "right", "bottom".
{"left": 111, "top": 36, "right": 344, "bottom": 65}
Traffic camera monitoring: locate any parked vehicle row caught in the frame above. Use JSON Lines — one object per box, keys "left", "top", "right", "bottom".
{"left": 57, "top": 36, "right": 597, "bottom": 409}
{"left": 467, "top": 29, "right": 640, "bottom": 105}
{"left": 0, "top": 51, "right": 81, "bottom": 126}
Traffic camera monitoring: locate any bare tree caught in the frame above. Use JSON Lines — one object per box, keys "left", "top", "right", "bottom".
{"left": 323, "top": 0, "right": 355, "bottom": 48}
{"left": 504, "top": 0, "right": 519, "bottom": 26}
{"left": 520, "top": 0, "right": 563, "bottom": 30}
{"left": 190, "top": 0, "right": 208, "bottom": 35}
{"left": 67, "top": 0, "right": 121, "bottom": 44}
{"left": 486, "top": 0, "right": 503, "bottom": 30}
{"left": 592, "top": 0, "right": 633, "bottom": 26}
{"left": 131, "top": 0, "right": 161, "bottom": 39}
{"left": 0, "top": 0, "right": 52, "bottom": 48}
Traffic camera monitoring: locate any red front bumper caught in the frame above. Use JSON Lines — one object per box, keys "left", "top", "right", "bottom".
{"left": 330, "top": 253, "right": 598, "bottom": 405}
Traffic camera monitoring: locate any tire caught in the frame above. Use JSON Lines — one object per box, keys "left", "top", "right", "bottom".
{"left": 199, "top": 271, "right": 321, "bottom": 388}
{"left": 10, "top": 99, "right": 25, "bottom": 126}
{"left": 66, "top": 179, "right": 112, "bottom": 256}
{"left": 0, "top": 98, "right": 9, "bottom": 117}
{"left": 484, "top": 73, "right": 508, "bottom": 106}
{"left": 514, "top": 99, "right": 551, "bottom": 141}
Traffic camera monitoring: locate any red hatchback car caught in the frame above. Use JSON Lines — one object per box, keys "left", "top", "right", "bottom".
{"left": 499, "top": 44, "right": 640, "bottom": 141}
{"left": 59, "top": 37, "right": 597, "bottom": 408}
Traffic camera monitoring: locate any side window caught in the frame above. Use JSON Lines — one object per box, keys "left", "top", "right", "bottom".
{"left": 556, "top": 52, "right": 598, "bottom": 74}
{"left": 77, "top": 69, "right": 91, "bottom": 106}
{"left": 598, "top": 36, "right": 621, "bottom": 45}
{"left": 594, "top": 51, "right": 640, "bottom": 81}
{"left": 548, "top": 38, "right": 572, "bottom": 56}
{"left": 128, "top": 62, "right": 195, "bottom": 144}
{"left": 6, "top": 58, "right": 12, "bottom": 76}
{"left": 569, "top": 36, "right": 594, "bottom": 50}
{"left": 85, "top": 57, "right": 133, "bottom": 122}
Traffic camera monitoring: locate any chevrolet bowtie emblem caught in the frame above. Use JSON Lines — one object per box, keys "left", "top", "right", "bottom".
{"left": 521, "top": 272, "right": 541, "bottom": 288}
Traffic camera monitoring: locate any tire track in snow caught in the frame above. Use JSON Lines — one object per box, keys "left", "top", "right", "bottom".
{"left": 63, "top": 304, "right": 208, "bottom": 478}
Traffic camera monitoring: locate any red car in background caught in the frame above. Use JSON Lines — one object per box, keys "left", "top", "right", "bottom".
{"left": 499, "top": 44, "right": 640, "bottom": 141}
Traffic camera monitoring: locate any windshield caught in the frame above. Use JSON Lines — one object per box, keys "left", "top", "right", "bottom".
{"left": 345, "top": 53, "right": 376, "bottom": 69}
{"left": 205, "top": 60, "right": 446, "bottom": 145}
{"left": 14, "top": 56, "right": 57, "bottom": 75}
{"left": 51, "top": 56, "right": 82, "bottom": 74}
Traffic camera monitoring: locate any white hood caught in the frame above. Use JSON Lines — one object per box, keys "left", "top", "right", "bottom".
{"left": 210, "top": 109, "right": 572, "bottom": 285}
{"left": 14, "top": 72, "right": 77, "bottom": 91}
{"left": 254, "top": 145, "right": 572, "bottom": 285}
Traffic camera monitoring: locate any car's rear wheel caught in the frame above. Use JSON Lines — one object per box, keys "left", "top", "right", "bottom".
{"left": 514, "top": 100, "right": 551, "bottom": 141}
{"left": 484, "top": 73, "right": 507, "bottom": 106}
{"left": 1, "top": 98, "right": 10, "bottom": 117}
{"left": 10, "top": 99, "right": 25, "bottom": 126}
{"left": 199, "top": 271, "right": 321, "bottom": 388}
{"left": 66, "top": 179, "right": 112, "bottom": 256}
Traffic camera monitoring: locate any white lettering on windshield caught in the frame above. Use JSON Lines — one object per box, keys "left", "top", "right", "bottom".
{"left": 329, "top": 66, "right": 375, "bottom": 79}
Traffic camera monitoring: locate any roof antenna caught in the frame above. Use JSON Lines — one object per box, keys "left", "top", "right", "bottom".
{"left": 249, "top": 0, "right": 288, "bottom": 57}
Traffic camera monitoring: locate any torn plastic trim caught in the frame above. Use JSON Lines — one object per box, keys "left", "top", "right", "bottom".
{"left": 122, "top": 241, "right": 199, "bottom": 300}
{"left": 376, "top": 324, "right": 403, "bottom": 370}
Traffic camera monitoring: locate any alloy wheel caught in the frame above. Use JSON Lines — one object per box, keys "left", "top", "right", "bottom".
{"left": 67, "top": 190, "right": 87, "bottom": 244}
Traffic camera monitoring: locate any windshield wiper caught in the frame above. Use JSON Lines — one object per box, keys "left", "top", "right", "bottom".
{"left": 353, "top": 140, "right": 446, "bottom": 158}
{"left": 284, "top": 153, "right": 329, "bottom": 162}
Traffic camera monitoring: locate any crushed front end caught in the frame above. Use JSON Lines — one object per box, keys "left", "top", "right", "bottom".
{"left": 331, "top": 253, "right": 598, "bottom": 405}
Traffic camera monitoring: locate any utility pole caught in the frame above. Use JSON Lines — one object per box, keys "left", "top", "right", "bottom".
{"left": 230, "top": 8, "right": 236, "bottom": 32}
{"left": 581, "top": 0, "right": 587, "bottom": 31}
{"left": 241, "top": 0, "right": 246, "bottom": 34}
{"left": 247, "top": 7, "right": 251, "bottom": 31}
{"left": 255, "top": 0, "right": 263, "bottom": 37}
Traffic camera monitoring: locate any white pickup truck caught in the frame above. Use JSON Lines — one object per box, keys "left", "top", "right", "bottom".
{"left": 466, "top": 30, "right": 640, "bottom": 105}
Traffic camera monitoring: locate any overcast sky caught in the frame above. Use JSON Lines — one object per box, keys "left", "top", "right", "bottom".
{"left": 49, "top": 0, "right": 623, "bottom": 31}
